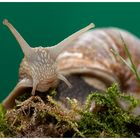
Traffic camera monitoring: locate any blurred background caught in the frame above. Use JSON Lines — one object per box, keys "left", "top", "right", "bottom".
{"left": 0, "top": 2, "right": 140, "bottom": 101}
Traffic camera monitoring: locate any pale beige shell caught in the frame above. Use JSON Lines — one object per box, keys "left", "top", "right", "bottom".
{"left": 57, "top": 27, "right": 140, "bottom": 93}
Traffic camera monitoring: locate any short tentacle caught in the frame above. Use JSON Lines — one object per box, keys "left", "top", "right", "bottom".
{"left": 57, "top": 74, "right": 72, "bottom": 88}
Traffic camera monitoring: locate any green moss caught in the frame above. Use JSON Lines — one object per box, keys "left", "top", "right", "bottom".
{"left": 76, "top": 83, "right": 140, "bottom": 137}
{"left": 1, "top": 84, "right": 140, "bottom": 137}
{"left": 0, "top": 104, "right": 14, "bottom": 137}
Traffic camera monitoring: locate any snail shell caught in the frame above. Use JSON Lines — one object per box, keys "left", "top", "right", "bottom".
{"left": 55, "top": 28, "right": 140, "bottom": 116}
{"left": 57, "top": 27, "right": 140, "bottom": 93}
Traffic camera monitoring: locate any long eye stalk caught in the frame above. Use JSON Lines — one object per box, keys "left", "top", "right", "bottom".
{"left": 49, "top": 23, "right": 95, "bottom": 59}
{"left": 3, "top": 19, "right": 32, "bottom": 57}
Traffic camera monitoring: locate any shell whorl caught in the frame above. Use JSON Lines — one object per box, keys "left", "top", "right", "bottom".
{"left": 57, "top": 27, "right": 140, "bottom": 93}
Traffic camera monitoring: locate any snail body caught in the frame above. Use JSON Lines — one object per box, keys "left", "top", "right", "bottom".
{"left": 2, "top": 19, "right": 94, "bottom": 109}
{"left": 2, "top": 19, "right": 140, "bottom": 110}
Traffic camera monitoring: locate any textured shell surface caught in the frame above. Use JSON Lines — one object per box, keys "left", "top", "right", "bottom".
{"left": 57, "top": 27, "right": 140, "bottom": 93}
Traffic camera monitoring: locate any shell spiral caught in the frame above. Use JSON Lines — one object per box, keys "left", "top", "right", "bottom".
{"left": 57, "top": 27, "right": 140, "bottom": 93}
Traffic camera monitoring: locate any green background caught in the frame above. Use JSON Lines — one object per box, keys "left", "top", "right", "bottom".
{"left": 0, "top": 2, "right": 140, "bottom": 101}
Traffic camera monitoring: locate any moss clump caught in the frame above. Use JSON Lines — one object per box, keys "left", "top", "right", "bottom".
{"left": 0, "top": 104, "right": 14, "bottom": 137}
{"left": 5, "top": 95, "right": 83, "bottom": 137}
{"left": 0, "top": 84, "right": 140, "bottom": 137}
{"left": 76, "top": 83, "right": 140, "bottom": 137}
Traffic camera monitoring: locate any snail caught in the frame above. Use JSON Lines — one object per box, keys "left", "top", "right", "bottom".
{"left": 2, "top": 19, "right": 140, "bottom": 111}
{"left": 2, "top": 19, "right": 95, "bottom": 109}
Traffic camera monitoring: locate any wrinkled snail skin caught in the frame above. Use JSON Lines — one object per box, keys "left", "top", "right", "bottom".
{"left": 2, "top": 19, "right": 95, "bottom": 109}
